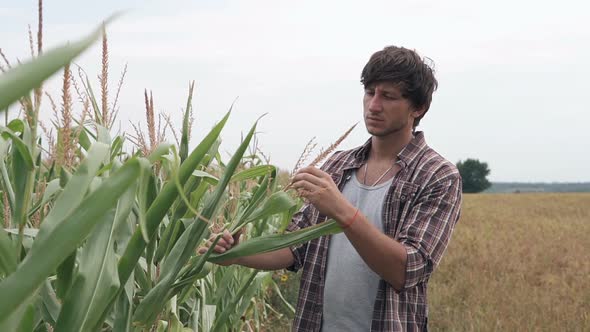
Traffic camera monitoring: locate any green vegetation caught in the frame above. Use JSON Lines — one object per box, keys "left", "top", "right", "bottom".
{"left": 0, "top": 7, "right": 341, "bottom": 331}
{"left": 457, "top": 158, "right": 492, "bottom": 193}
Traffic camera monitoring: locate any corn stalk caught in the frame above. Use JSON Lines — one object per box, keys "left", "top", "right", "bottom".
{"left": 0, "top": 11, "right": 343, "bottom": 332}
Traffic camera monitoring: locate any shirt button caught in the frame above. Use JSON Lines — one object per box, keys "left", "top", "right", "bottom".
{"left": 401, "top": 194, "right": 407, "bottom": 201}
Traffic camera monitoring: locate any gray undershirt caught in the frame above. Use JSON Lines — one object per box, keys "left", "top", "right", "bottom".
{"left": 322, "top": 173, "right": 393, "bottom": 332}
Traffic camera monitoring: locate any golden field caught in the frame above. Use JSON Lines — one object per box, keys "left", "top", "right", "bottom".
{"left": 269, "top": 193, "right": 590, "bottom": 331}
{"left": 429, "top": 193, "right": 590, "bottom": 331}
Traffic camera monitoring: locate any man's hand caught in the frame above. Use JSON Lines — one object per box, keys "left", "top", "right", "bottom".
{"left": 291, "top": 166, "right": 355, "bottom": 222}
{"left": 198, "top": 229, "right": 240, "bottom": 266}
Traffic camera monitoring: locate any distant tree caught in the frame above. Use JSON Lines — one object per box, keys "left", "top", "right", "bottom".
{"left": 456, "top": 159, "right": 492, "bottom": 193}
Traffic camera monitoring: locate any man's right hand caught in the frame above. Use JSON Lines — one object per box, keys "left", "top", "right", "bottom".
{"left": 198, "top": 229, "right": 241, "bottom": 266}
{"left": 198, "top": 230, "right": 296, "bottom": 271}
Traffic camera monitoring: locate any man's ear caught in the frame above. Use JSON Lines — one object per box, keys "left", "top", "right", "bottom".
{"left": 411, "top": 107, "right": 426, "bottom": 119}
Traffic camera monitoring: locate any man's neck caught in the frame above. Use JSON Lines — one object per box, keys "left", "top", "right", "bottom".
{"left": 369, "top": 129, "right": 414, "bottom": 162}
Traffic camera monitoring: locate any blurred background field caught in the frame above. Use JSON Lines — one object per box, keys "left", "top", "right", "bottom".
{"left": 271, "top": 193, "right": 590, "bottom": 331}
{"left": 429, "top": 193, "right": 590, "bottom": 331}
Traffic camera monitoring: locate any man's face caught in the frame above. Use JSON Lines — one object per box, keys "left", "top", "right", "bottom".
{"left": 362, "top": 82, "right": 422, "bottom": 137}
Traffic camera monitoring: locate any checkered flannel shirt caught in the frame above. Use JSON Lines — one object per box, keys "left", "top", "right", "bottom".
{"left": 286, "top": 132, "right": 462, "bottom": 331}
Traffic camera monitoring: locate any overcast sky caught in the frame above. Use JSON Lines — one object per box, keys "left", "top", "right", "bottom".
{"left": 1, "top": 0, "right": 589, "bottom": 182}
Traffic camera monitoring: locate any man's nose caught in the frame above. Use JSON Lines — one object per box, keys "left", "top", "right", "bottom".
{"left": 368, "top": 95, "right": 383, "bottom": 112}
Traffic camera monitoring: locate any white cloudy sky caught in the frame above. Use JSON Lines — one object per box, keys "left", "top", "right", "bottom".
{"left": 1, "top": 0, "right": 589, "bottom": 182}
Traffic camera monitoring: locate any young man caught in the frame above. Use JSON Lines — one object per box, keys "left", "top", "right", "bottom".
{"left": 201, "top": 46, "right": 462, "bottom": 331}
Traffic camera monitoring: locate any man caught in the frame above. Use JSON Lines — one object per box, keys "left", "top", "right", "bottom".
{"left": 201, "top": 46, "right": 462, "bottom": 331}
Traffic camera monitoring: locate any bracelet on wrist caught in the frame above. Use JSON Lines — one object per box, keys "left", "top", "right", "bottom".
{"left": 341, "top": 208, "right": 359, "bottom": 229}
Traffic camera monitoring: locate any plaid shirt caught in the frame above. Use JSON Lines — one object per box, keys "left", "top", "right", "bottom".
{"left": 286, "top": 132, "right": 462, "bottom": 332}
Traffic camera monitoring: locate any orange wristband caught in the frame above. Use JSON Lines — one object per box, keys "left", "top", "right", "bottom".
{"left": 341, "top": 208, "right": 359, "bottom": 229}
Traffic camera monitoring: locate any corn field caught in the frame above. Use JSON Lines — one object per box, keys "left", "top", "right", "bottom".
{"left": 0, "top": 11, "right": 343, "bottom": 332}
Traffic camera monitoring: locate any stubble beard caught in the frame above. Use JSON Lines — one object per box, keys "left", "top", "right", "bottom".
{"left": 366, "top": 118, "right": 409, "bottom": 138}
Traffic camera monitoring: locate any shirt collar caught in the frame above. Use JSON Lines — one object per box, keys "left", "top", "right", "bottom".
{"left": 349, "top": 131, "right": 427, "bottom": 170}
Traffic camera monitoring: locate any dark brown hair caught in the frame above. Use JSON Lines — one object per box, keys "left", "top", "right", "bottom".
{"left": 361, "top": 46, "right": 438, "bottom": 127}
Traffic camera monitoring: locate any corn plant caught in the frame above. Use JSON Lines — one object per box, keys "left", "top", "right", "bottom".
{"left": 0, "top": 12, "right": 343, "bottom": 332}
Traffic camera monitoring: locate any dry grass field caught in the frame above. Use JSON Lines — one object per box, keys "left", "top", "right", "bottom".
{"left": 429, "top": 193, "right": 590, "bottom": 331}
{"left": 269, "top": 193, "right": 590, "bottom": 331}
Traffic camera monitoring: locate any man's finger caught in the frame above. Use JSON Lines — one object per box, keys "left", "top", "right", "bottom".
{"left": 292, "top": 180, "right": 316, "bottom": 193}
{"left": 223, "top": 229, "right": 234, "bottom": 245}
{"left": 297, "top": 188, "right": 313, "bottom": 198}
{"left": 217, "top": 238, "right": 230, "bottom": 249}
{"left": 298, "top": 166, "right": 329, "bottom": 179}
{"left": 293, "top": 172, "right": 324, "bottom": 187}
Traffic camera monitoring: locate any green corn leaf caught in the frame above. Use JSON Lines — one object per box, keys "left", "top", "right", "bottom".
{"left": 35, "top": 143, "right": 110, "bottom": 245}
{"left": 212, "top": 265, "right": 238, "bottom": 303}
{"left": 231, "top": 191, "right": 296, "bottom": 233}
{"left": 117, "top": 111, "right": 230, "bottom": 286}
{"left": 174, "top": 237, "right": 220, "bottom": 293}
{"left": 0, "top": 128, "right": 34, "bottom": 170}
{"left": 170, "top": 141, "right": 219, "bottom": 221}
{"left": 136, "top": 162, "right": 151, "bottom": 242}
{"left": 112, "top": 279, "right": 133, "bottom": 332}
{"left": 27, "top": 178, "right": 61, "bottom": 219}
{"left": 0, "top": 295, "right": 34, "bottom": 332}
{"left": 15, "top": 303, "right": 34, "bottom": 332}
{"left": 38, "top": 279, "right": 61, "bottom": 326}
{"left": 208, "top": 220, "right": 343, "bottom": 264}
{"left": 174, "top": 261, "right": 212, "bottom": 292}
{"left": 133, "top": 264, "right": 151, "bottom": 293}
{"left": 0, "top": 138, "right": 15, "bottom": 208}
{"left": 0, "top": 227, "right": 16, "bottom": 276}
{"left": 55, "top": 168, "right": 140, "bottom": 332}
{"left": 0, "top": 16, "right": 117, "bottom": 111}
{"left": 179, "top": 81, "right": 195, "bottom": 162}
{"left": 132, "top": 220, "right": 210, "bottom": 325}
{"left": 55, "top": 251, "right": 76, "bottom": 300}
{"left": 271, "top": 277, "right": 296, "bottom": 314}
{"left": 147, "top": 143, "right": 173, "bottom": 164}
{"left": 187, "top": 180, "right": 210, "bottom": 215}
{"left": 9, "top": 131, "right": 35, "bottom": 230}
{"left": 133, "top": 120, "right": 260, "bottom": 326}
{"left": 7, "top": 122, "right": 37, "bottom": 233}
{"left": 169, "top": 314, "right": 184, "bottom": 332}
{"left": 4, "top": 228, "right": 38, "bottom": 238}
{"left": 153, "top": 219, "right": 176, "bottom": 264}
{"left": 110, "top": 136, "right": 125, "bottom": 160}
{"left": 200, "top": 121, "right": 258, "bottom": 223}
{"left": 154, "top": 218, "right": 183, "bottom": 264}
{"left": 78, "top": 128, "right": 92, "bottom": 151}
{"left": 83, "top": 77, "right": 102, "bottom": 124}
{"left": 0, "top": 157, "right": 142, "bottom": 323}
{"left": 210, "top": 270, "right": 258, "bottom": 332}
{"left": 6, "top": 119, "right": 25, "bottom": 133}
{"left": 230, "top": 164, "right": 276, "bottom": 183}
{"left": 234, "top": 272, "right": 270, "bottom": 327}
{"left": 96, "top": 124, "right": 111, "bottom": 145}
{"left": 236, "top": 175, "right": 271, "bottom": 222}
{"left": 59, "top": 167, "right": 71, "bottom": 188}
{"left": 192, "top": 170, "right": 219, "bottom": 185}
{"left": 145, "top": 225, "right": 157, "bottom": 281}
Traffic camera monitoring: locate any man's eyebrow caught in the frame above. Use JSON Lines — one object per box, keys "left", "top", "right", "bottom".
{"left": 381, "top": 89, "right": 401, "bottom": 96}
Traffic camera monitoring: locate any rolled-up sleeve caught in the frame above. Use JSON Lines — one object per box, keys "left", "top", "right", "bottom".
{"left": 285, "top": 203, "right": 314, "bottom": 272}
{"left": 397, "top": 173, "right": 462, "bottom": 291}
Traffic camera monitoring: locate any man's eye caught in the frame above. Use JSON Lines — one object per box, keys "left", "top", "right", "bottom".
{"left": 365, "top": 90, "right": 375, "bottom": 96}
